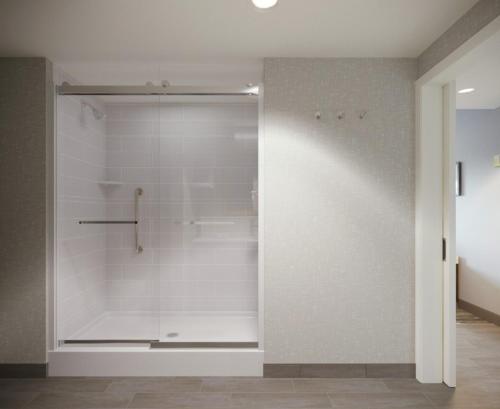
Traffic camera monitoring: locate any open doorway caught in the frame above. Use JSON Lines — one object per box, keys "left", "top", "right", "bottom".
{"left": 455, "top": 54, "right": 500, "bottom": 386}
{"left": 415, "top": 15, "right": 500, "bottom": 386}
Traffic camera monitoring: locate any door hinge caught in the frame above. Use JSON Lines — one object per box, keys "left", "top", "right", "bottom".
{"left": 442, "top": 238, "right": 447, "bottom": 261}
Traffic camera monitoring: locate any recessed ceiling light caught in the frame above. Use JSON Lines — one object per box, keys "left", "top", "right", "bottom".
{"left": 458, "top": 88, "right": 475, "bottom": 94}
{"left": 252, "top": 0, "right": 278, "bottom": 9}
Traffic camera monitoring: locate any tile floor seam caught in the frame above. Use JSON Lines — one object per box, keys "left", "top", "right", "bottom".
{"left": 325, "top": 392, "right": 336, "bottom": 409}
{"left": 419, "top": 391, "right": 440, "bottom": 409}
{"left": 18, "top": 391, "right": 41, "bottom": 409}
{"left": 103, "top": 381, "right": 113, "bottom": 394}
{"left": 125, "top": 389, "right": 137, "bottom": 409}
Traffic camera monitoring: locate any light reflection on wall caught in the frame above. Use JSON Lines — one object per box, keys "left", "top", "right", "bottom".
{"left": 263, "top": 58, "right": 416, "bottom": 364}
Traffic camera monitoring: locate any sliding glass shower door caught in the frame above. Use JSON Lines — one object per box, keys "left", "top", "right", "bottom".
{"left": 157, "top": 97, "right": 259, "bottom": 344}
{"left": 56, "top": 86, "right": 258, "bottom": 346}
{"left": 56, "top": 95, "right": 162, "bottom": 343}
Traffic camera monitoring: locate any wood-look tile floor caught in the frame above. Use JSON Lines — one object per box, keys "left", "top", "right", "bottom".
{"left": 1, "top": 319, "right": 500, "bottom": 408}
{"left": 456, "top": 308, "right": 487, "bottom": 324}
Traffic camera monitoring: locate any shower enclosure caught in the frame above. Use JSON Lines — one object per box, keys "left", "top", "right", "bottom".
{"left": 54, "top": 83, "right": 260, "bottom": 363}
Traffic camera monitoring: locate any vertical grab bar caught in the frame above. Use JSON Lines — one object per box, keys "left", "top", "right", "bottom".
{"left": 135, "top": 187, "right": 143, "bottom": 253}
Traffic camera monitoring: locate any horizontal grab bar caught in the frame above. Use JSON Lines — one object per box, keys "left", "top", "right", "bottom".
{"left": 78, "top": 220, "right": 138, "bottom": 224}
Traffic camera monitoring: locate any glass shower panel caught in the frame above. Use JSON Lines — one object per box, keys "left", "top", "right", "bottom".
{"left": 157, "top": 96, "right": 259, "bottom": 343}
{"left": 56, "top": 95, "right": 161, "bottom": 342}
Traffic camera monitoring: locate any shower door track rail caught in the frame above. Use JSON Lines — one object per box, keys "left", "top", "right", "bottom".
{"left": 150, "top": 341, "right": 259, "bottom": 349}
{"left": 56, "top": 83, "right": 258, "bottom": 96}
{"left": 78, "top": 220, "right": 137, "bottom": 224}
{"left": 63, "top": 339, "right": 157, "bottom": 344}
{"left": 62, "top": 340, "right": 259, "bottom": 348}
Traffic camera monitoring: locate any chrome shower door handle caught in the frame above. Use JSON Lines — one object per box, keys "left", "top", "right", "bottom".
{"left": 135, "top": 187, "right": 143, "bottom": 253}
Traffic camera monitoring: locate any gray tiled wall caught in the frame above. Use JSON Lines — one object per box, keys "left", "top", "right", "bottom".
{"left": 0, "top": 58, "right": 53, "bottom": 364}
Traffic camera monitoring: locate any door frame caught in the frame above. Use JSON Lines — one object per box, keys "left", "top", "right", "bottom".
{"left": 415, "top": 15, "right": 500, "bottom": 385}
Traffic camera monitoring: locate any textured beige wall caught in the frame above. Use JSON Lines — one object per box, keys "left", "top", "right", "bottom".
{"left": 418, "top": 0, "right": 500, "bottom": 77}
{"left": 263, "top": 58, "right": 417, "bottom": 363}
{"left": 0, "top": 58, "right": 53, "bottom": 363}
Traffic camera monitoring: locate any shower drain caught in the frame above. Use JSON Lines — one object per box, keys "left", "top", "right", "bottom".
{"left": 166, "top": 332, "right": 179, "bottom": 338}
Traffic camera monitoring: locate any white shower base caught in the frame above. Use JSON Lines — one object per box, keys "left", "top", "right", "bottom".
{"left": 67, "top": 311, "right": 258, "bottom": 343}
{"left": 49, "top": 347, "right": 263, "bottom": 376}
{"left": 50, "top": 311, "right": 262, "bottom": 376}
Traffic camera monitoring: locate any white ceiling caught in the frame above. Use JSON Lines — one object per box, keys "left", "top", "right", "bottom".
{"left": 456, "top": 29, "right": 500, "bottom": 110}
{"left": 0, "top": 0, "right": 477, "bottom": 62}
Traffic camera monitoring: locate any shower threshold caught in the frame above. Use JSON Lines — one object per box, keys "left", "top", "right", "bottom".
{"left": 64, "top": 311, "right": 258, "bottom": 345}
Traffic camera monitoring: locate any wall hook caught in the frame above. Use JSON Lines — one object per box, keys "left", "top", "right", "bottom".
{"left": 315, "top": 111, "right": 321, "bottom": 120}
{"left": 337, "top": 111, "right": 345, "bottom": 120}
{"left": 359, "top": 111, "right": 367, "bottom": 119}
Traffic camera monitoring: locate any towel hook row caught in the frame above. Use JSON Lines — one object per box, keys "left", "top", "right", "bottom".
{"left": 314, "top": 110, "right": 367, "bottom": 120}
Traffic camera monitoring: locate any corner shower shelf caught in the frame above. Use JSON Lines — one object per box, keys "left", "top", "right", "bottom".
{"left": 98, "top": 181, "right": 124, "bottom": 186}
{"left": 192, "top": 237, "right": 258, "bottom": 244}
{"left": 188, "top": 182, "right": 215, "bottom": 189}
{"left": 175, "top": 220, "right": 236, "bottom": 226}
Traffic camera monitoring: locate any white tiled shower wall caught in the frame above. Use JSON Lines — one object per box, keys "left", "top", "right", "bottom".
{"left": 56, "top": 93, "right": 107, "bottom": 339}
{"left": 57, "top": 98, "right": 258, "bottom": 338}
{"left": 104, "top": 102, "right": 258, "bottom": 313}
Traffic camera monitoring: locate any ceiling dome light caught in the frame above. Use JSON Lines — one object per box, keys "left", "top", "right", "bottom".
{"left": 458, "top": 88, "right": 475, "bottom": 94}
{"left": 252, "top": 0, "right": 278, "bottom": 9}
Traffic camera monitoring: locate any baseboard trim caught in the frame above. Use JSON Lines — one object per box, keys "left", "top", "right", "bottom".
{"left": 264, "top": 363, "right": 415, "bottom": 378}
{"left": 458, "top": 299, "right": 500, "bottom": 326}
{"left": 0, "top": 364, "right": 47, "bottom": 378}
